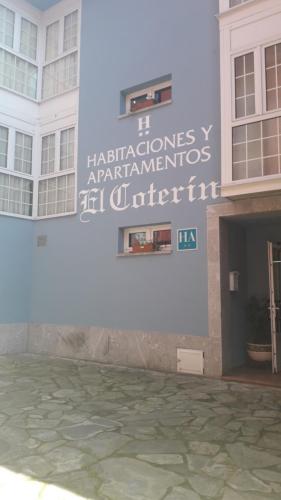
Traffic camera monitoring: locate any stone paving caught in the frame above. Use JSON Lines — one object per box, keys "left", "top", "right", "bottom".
{"left": 0, "top": 355, "right": 281, "bottom": 499}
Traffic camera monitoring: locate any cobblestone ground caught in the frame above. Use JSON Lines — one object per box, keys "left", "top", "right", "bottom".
{"left": 1, "top": 355, "right": 281, "bottom": 499}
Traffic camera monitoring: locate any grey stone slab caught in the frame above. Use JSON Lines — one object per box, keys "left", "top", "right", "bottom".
{"left": 73, "top": 432, "right": 131, "bottom": 460}
{"left": 188, "top": 473, "right": 224, "bottom": 497}
{"left": 118, "top": 439, "right": 187, "bottom": 455}
{"left": 164, "top": 486, "right": 201, "bottom": 500}
{"left": 189, "top": 441, "right": 220, "bottom": 456}
{"left": 96, "top": 457, "right": 184, "bottom": 500}
{"left": 60, "top": 423, "right": 108, "bottom": 440}
{"left": 137, "top": 454, "right": 184, "bottom": 464}
{"left": 253, "top": 469, "right": 281, "bottom": 483}
{"left": 226, "top": 443, "right": 281, "bottom": 469}
{"left": 228, "top": 470, "right": 272, "bottom": 493}
{"left": 222, "top": 487, "right": 278, "bottom": 500}
{"left": 44, "top": 445, "right": 94, "bottom": 473}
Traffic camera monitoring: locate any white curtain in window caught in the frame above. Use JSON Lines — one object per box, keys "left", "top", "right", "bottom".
{"left": 63, "top": 10, "right": 78, "bottom": 52}
{"left": 45, "top": 21, "right": 59, "bottom": 61}
{"left": 0, "top": 5, "right": 14, "bottom": 48}
{"left": 14, "top": 132, "right": 33, "bottom": 175}
{"left": 20, "top": 18, "right": 38, "bottom": 60}
{"left": 38, "top": 173, "right": 75, "bottom": 216}
{"left": 0, "top": 125, "right": 8, "bottom": 168}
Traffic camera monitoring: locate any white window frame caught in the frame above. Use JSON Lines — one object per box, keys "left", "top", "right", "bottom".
{"left": 231, "top": 47, "right": 263, "bottom": 124}
{"left": 228, "top": 41, "right": 281, "bottom": 185}
{"left": 63, "top": 10, "right": 78, "bottom": 53}
{"left": 219, "top": 0, "right": 253, "bottom": 12}
{"left": 0, "top": 171, "right": 33, "bottom": 218}
{"left": 123, "top": 223, "right": 172, "bottom": 254}
{"left": 41, "top": 4, "right": 80, "bottom": 101}
{"left": 0, "top": 124, "right": 8, "bottom": 169}
{"left": 42, "top": 51, "right": 78, "bottom": 100}
{"left": 41, "top": 132, "right": 56, "bottom": 176}
{"left": 0, "top": 0, "right": 80, "bottom": 219}
{"left": 125, "top": 80, "right": 172, "bottom": 114}
{"left": 14, "top": 130, "right": 33, "bottom": 175}
{"left": 39, "top": 124, "right": 76, "bottom": 179}
{"left": 37, "top": 171, "right": 75, "bottom": 219}
{"left": 263, "top": 38, "right": 281, "bottom": 116}
{"left": 0, "top": 122, "right": 34, "bottom": 219}
{"left": 44, "top": 19, "right": 60, "bottom": 63}
{"left": 36, "top": 123, "right": 77, "bottom": 219}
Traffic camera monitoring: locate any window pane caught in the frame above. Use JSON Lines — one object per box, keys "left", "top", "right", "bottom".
{"left": 41, "top": 133, "right": 56, "bottom": 175}
{"left": 0, "top": 172, "right": 33, "bottom": 216}
{"left": 42, "top": 52, "right": 78, "bottom": 99}
{"left": 20, "top": 18, "right": 38, "bottom": 60}
{"left": 14, "top": 132, "right": 33, "bottom": 175}
{"left": 0, "top": 48, "right": 37, "bottom": 99}
{"left": 45, "top": 21, "right": 59, "bottom": 61}
{"left": 38, "top": 173, "right": 75, "bottom": 216}
{"left": 229, "top": 0, "right": 249, "bottom": 6}
{"left": 129, "top": 232, "right": 146, "bottom": 247}
{"left": 234, "top": 52, "right": 255, "bottom": 118}
{"left": 0, "top": 5, "right": 15, "bottom": 48}
{"left": 60, "top": 128, "right": 75, "bottom": 171}
{"left": 265, "top": 43, "right": 281, "bottom": 112}
{"left": 63, "top": 10, "right": 78, "bottom": 52}
{"left": 0, "top": 125, "right": 8, "bottom": 168}
{"left": 232, "top": 118, "right": 281, "bottom": 180}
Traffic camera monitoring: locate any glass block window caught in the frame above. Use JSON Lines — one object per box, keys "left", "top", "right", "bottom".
{"left": 0, "top": 172, "right": 33, "bottom": 216}
{"left": 14, "top": 132, "right": 33, "bottom": 175}
{"left": 20, "top": 18, "right": 38, "bottom": 60}
{"left": 0, "top": 48, "right": 37, "bottom": 99}
{"left": 42, "top": 52, "right": 78, "bottom": 99}
{"left": 232, "top": 117, "right": 281, "bottom": 180}
{"left": 234, "top": 53, "right": 255, "bottom": 118}
{"left": 38, "top": 173, "right": 75, "bottom": 216}
{"left": 41, "top": 133, "right": 55, "bottom": 175}
{"left": 63, "top": 10, "right": 78, "bottom": 52}
{"left": 0, "top": 125, "right": 8, "bottom": 168}
{"left": 60, "top": 127, "right": 74, "bottom": 171}
{"left": 265, "top": 43, "right": 281, "bottom": 111}
{"left": 0, "top": 4, "right": 14, "bottom": 48}
{"left": 45, "top": 21, "right": 59, "bottom": 61}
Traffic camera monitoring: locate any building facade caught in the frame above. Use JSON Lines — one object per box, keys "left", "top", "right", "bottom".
{"left": 0, "top": 0, "right": 280, "bottom": 378}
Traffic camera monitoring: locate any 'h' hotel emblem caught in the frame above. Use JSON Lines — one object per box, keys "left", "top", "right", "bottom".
{"left": 138, "top": 115, "right": 151, "bottom": 137}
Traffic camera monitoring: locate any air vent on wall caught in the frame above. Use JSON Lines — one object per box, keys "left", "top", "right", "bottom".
{"left": 37, "top": 235, "right": 47, "bottom": 247}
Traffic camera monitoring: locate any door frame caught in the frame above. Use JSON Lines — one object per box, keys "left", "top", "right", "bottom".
{"left": 207, "top": 194, "right": 281, "bottom": 376}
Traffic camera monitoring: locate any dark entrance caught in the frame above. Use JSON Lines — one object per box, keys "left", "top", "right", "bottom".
{"left": 220, "top": 213, "right": 281, "bottom": 386}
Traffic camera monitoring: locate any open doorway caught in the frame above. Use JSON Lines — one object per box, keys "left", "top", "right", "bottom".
{"left": 220, "top": 214, "right": 281, "bottom": 386}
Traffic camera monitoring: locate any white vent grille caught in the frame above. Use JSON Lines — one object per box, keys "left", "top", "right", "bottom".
{"left": 177, "top": 348, "right": 204, "bottom": 375}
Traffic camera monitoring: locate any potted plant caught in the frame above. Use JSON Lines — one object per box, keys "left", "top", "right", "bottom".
{"left": 246, "top": 296, "right": 272, "bottom": 362}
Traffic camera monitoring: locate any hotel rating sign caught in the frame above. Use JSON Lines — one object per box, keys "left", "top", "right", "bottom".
{"left": 178, "top": 228, "right": 198, "bottom": 251}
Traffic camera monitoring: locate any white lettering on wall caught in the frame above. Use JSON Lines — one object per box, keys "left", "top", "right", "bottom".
{"left": 80, "top": 176, "right": 220, "bottom": 222}
{"left": 80, "top": 121, "right": 219, "bottom": 222}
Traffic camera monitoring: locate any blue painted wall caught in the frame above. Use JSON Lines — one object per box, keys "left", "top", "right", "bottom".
{"left": 30, "top": 0, "right": 220, "bottom": 336}
{"left": 0, "top": 216, "right": 33, "bottom": 323}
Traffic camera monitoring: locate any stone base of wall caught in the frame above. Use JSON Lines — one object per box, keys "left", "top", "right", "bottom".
{"left": 0, "top": 324, "right": 28, "bottom": 354}
{"left": 27, "top": 324, "right": 222, "bottom": 377}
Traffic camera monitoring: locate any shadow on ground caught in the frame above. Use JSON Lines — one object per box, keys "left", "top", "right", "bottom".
{"left": 0, "top": 354, "right": 281, "bottom": 499}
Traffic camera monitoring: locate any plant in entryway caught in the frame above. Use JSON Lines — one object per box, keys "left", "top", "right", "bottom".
{"left": 246, "top": 296, "right": 272, "bottom": 362}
